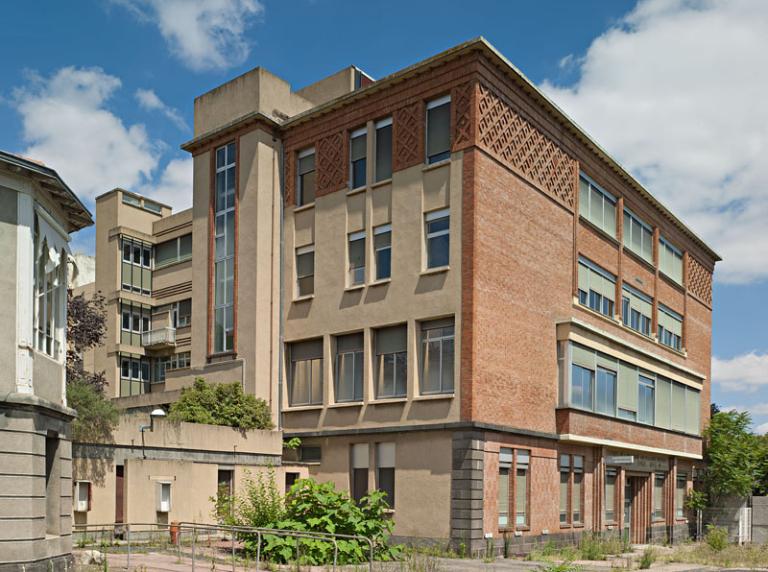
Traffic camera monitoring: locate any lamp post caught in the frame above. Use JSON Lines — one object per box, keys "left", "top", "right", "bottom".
{"left": 140, "top": 408, "right": 167, "bottom": 459}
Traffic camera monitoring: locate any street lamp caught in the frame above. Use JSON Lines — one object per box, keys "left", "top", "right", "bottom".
{"left": 140, "top": 408, "right": 167, "bottom": 458}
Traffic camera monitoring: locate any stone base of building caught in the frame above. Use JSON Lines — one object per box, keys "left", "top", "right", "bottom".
{"left": 0, "top": 554, "right": 74, "bottom": 572}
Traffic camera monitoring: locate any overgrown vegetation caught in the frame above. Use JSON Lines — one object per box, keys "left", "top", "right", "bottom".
{"left": 704, "top": 525, "right": 728, "bottom": 552}
{"left": 213, "top": 471, "right": 399, "bottom": 565}
{"left": 168, "top": 377, "right": 273, "bottom": 430}
{"left": 67, "top": 289, "right": 107, "bottom": 389}
{"left": 526, "top": 535, "right": 629, "bottom": 563}
{"left": 67, "top": 378, "right": 119, "bottom": 442}
{"left": 638, "top": 547, "right": 655, "bottom": 569}
{"left": 665, "top": 541, "right": 768, "bottom": 568}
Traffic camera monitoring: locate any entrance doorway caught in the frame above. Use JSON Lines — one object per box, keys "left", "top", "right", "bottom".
{"left": 625, "top": 475, "right": 651, "bottom": 544}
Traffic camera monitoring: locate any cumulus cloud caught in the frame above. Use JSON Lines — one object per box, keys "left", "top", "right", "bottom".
{"left": 116, "top": 0, "right": 264, "bottom": 72}
{"left": 13, "top": 66, "right": 158, "bottom": 202}
{"left": 713, "top": 352, "right": 768, "bottom": 393}
{"left": 139, "top": 156, "right": 193, "bottom": 210}
{"left": 135, "top": 88, "right": 188, "bottom": 131}
{"left": 541, "top": 0, "right": 768, "bottom": 283}
{"left": 756, "top": 422, "right": 768, "bottom": 435}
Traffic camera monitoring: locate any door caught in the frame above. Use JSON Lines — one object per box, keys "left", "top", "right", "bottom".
{"left": 115, "top": 465, "right": 125, "bottom": 523}
{"left": 627, "top": 475, "right": 652, "bottom": 544}
{"left": 624, "top": 479, "right": 632, "bottom": 541}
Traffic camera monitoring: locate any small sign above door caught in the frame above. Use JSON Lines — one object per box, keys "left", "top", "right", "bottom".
{"left": 606, "top": 455, "right": 634, "bottom": 465}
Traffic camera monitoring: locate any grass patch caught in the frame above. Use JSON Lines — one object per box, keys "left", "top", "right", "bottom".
{"left": 526, "top": 534, "right": 630, "bottom": 563}
{"left": 665, "top": 542, "right": 768, "bottom": 569}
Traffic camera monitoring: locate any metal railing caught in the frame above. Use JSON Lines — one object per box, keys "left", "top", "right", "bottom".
{"left": 141, "top": 326, "right": 176, "bottom": 347}
{"left": 72, "top": 521, "right": 375, "bottom": 571}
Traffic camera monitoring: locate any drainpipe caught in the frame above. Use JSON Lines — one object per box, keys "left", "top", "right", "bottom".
{"left": 277, "top": 140, "right": 286, "bottom": 431}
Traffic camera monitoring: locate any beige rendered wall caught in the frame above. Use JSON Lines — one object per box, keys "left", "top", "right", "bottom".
{"left": 0, "top": 187, "right": 17, "bottom": 394}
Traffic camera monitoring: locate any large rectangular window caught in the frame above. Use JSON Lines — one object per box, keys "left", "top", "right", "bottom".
{"left": 289, "top": 339, "right": 323, "bottom": 406}
{"left": 559, "top": 454, "right": 584, "bottom": 525}
{"left": 172, "top": 299, "right": 192, "bottom": 328}
{"left": 623, "top": 209, "right": 653, "bottom": 263}
{"left": 658, "top": 305, "right": 683, "bottom": 351}
{"left": 376, "top": 443, "right": 395, "bottom": 509}
{"left": 653, "top": 473, "right": 666, "bottom": 520}
{"left": 155, "top": 234, "right": 192, "bottom": 267}
{"left": 374, "top": 224, "right": 392, "bottom": 280}
{"left": 121, "top": 236, "right": 152, "bottom": 296}
{"left": 659, "top": 237, "right": 683, "bottom": 284}
{"left": 605, "top": 468, "right": 618, "bottom": 522}
{"left": 297, "top": 148, "right": 316, "bottom": 206}
{"left": 34, "top": 215, "right": 66, "bottom": 359}
{"left": 515, "top": 450, "right": 530, "bottom": 528}
{"left": 638, "top": 374, "right": 655, "bottom": 425}
{"left": 120, "top": 301, "right": 151, "bottom": 346}
{"left": 213, "top": 142, "right": 236, "bottom": 354}
{"left": 351, "top": 443, "right": 369, "bottom": 503}
{"left": 119, "top": 354, "right": 151, "bottom": 396}
{"left": 498, "top": 448, "right": 530, "bottom": 530}
{"left": 425, "top": 209, "right": 449, "bottom": 269}
{"left": 571, "top": 364, "right": 594, "bottom": 411}
{"left": 426, "top": 96, "right": 451, "bottom": 164}
{"left": 622, "top": 284, "right": 652, "bottom": 337}
{"left": 577, "top": 258, "right": 616, "bottom": 318}
{"left": 348, "top": 231, "right": 366, "bottom": 286}
{"left": 675, "top": 473, "right": 687, "bottom": 518}
{"left": 296, "top": 245, "right": 315, "bottom": 297}
{"left": 350, "top": 127, "right": 367, "bottom": 189}
{"left": 375, "top": 325, "right": 407, "bottom": 399}
{"left": 595, "top": 367, "right": 617, "bottom": 416}
{"left": 420, "top": 318, "right": 454, "bottom": 395}
{"left": 579, "top": 174, "right": 617, "bottom": 236}
{"left": 335, "top": 333, "right": 364, "bottom": 402}
{"left": 375, "top": 118, "right": 392, "bottom": 182}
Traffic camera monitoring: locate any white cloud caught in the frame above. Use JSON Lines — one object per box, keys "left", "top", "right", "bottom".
{"left": 135, "top": 88, "right": 188, "bottom": 131}
{"left": 139, "top": 156, "right": 193, "bottom": 210}
{"left": 14, "top": 66, "right": 158, "bottom": 202}
{"left": 116, "top": 0, "right": 264, "bottom": 72}
{"left": 713, "top": 352, "right": 768, "bottom": 393}
{"left": 756, "top": 422, "right": 768, "bottom": 435}
{"left": 541, "top": 0, "right": 768, "bottom": 284}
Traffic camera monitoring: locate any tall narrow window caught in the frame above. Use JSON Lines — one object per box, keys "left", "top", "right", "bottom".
{"left": 515, "top": 450, "right": 530, "bottom": 528}
{"left": 213, "top": 142, "right": 236, "bottom": 354}
{"left": 577, "top": 258, "right": 616, "bottom": 318}
{"left": 120, "top": 237, "right": 152, "bottom": 295}
{"left": 297, "top": 148, "right": 316, "bottom": 206}
{"left": 374, "top": 224, "right": 392, "bottom": 280}
{"left": 498, "top": 448, "right": 511, "bottom": 528}
{"left": 559, "top": 455, "right": 570, "bottom": 524}
{"left": 595, "top": 367, "right": 617, "bottom": 415}
{"left": 570, "top": 364, "right": 594, "bottom": 411}
{"left": 289, "top": 339, "right": 323, "bottom": 406}
{"left": 375, "top": 118, "right": 392, "bottom": 182}
{"left": 335, "top": 333, "right": 364, "bottom": 402}
{"left": 425, "top": 209, "right": 449, "bottom": 269}
{"left": 296, "top": 245, "right": 315, "bottom": 297}
{"left": 351, "top": 443, "right": 369, "bottom": 503}
{"left": 559, "top": 454, "right": 584, "bottom": 525}
{"left": 420, "top": 318, "right": 454, "bottom": 395}
{"left": 659, "top": 237, "right": 683, "bottom": 284}
{"left": 375, "top": 325, "right": 407, "bottom": 398}
{"left": 350, "top": 127, "right": 367, "bottom": 189}
{"left": 579, "top": 174, "right": 617, "bottom": 236}
{"left": 348, "top": 231, "right": 366, "bottom": 286}
{"left": 605, "top": 468, "right": 618, "bottom": 522}
{"left": 622, "top": 284, "right": 652, "bottom": 336}
{"left": 638, "top": 375, "right": 655, "bottom": 425}
{"left": 675, "top": 473, "right": 687, "bottom": 518}
{"left": 376, "top": 443, "right": 396, "bottom": 509}
{"left": 653, "top": 473, "right": 665, "bottom": 520}
{"left": 623, "top": 209, "right": 653, "bottom": 263}
{"left": 658, "top": 305, "right": 683, "bottom": 351}
{"left": 572, "top": 456, "right": 583, "bottom": 524}
{"left": 426, "top": 96, "right": 451, "bottom": 164}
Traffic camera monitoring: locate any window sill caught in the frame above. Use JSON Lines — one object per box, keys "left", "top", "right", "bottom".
{"left": 659, "top": 271, "right": 685, "bottom": 292}
{"left": 413, "top": 393, "right": 454, "bottom": 401}
{"left": 579, "top": 216, "right": 620, "bottom": 247}
{"left": 372, "top": 178, "right": 392, "bottom": 189}
{"left": 422, "top": 159, "right": 451, "bottom": 172}
{"left": 284, "top": 404, "right": 324, "bottom": 412}
{"left": 372, "top": 397, "right": 408, "bottom": 404}
{"left": 345, "top": 284, "right": 365, "bottom": 292}
{"left": 293, "top": 202, "right": 315, "bottom": 213}
{"left": 293, "top": 294, "right": 315, "bottom": 302}
{"left": 420, "top": 266, "right": 449, "bottom": 277}
{"left": 369, "top": 278, "right": 391, "bottom": 286}
{"left": 154, "top": 256, "right": 192, "bottom": 271}
{"left": 346, "top": 186, "right": 366, "bottom": 196}
{"left": 327, "top": 401, "right": 363, "bottom": 409}
{"left": 622, "top": 246, "right": 655, "bottom": 274}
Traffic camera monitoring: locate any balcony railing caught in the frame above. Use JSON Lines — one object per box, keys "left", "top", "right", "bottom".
{"left": 142, "top": 327, "right": 176, "bottom": 348}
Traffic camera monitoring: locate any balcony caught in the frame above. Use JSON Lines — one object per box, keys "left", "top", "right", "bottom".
{"left": 142, "top": 327, "right": 176, "bottom": 349}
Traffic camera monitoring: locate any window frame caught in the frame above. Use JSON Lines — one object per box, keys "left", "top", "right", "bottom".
{"left": 297, "top": 147, "right": 316, "bottom": 207}
{"left": 659, "top": 237, "right": 683, "bottom": 285}
{"left": 621, "top": 284, "right": 652, "bottom": 337}
{"left": 295, "top": 244, "right": 315, "bottom": 297}
{"left": 420, "top": 318, "right": 455, "bottom": 395}
{"left": 675, "top": 473, "right": 687, "bottom": 519}
{"left": 375, "top": 442, "right": 396, "bottom": 509}
{"left": 658, "top": 304, "right": 683, "bottom": 351}
{"left": 579, "top": 173, "right": 617, "bottom": 237}
{"left": 425, "top": 208, "right": 450, "bottom": 269}
{"left": 425, "top": 95, "right": 451, "bottom": 164}
{"left": 559, "top": 454, "right": 584, "bottom": 526}
{"left": 349, "top": 127, "right": 367, "bottom": 190}
{"left": 373, "top": 224, "right": 392, "bottom": 281}
{"left": 212, "top": 142, "right": 236, "bottom": 355}
{"left": 577, "top": 257, "right": 616, "bottom": 319}
{"left": 498, "top": 448, "right": 531, "bottom": 531}
{"left": 374, "top": 324, "right": 407, "bottom": 399}
{"left": 374, "top": 117, "right": 393, "bottom": 182}
{"left": 653, "top": 473, "right": 666, "bottom": 521}
{"left": 347, "top": 231, "right": 366, "bottom": 286}
{"left": 288, "top": 340, "right": 324, "bottom": 407}
{"left": 334, "top": 333, "right": 364, "bottom": 403}
{"left": 605, "top": 467, "right": 619, "bottom": 523}
{"left": 623, "top": 208, "right": 654, "bottom": 264}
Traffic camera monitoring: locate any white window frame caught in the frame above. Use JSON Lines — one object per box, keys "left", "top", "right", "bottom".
{"left": 374, "top": 117, "right": 393, "bottom": 183}
{"left": 426, "top": 95, "right": 451, "bottom": 164}
{"left": 348, "top": 231, "right": 366, "bottom": 286}
{"left": 297, "top": 147, "right": 316, "bottom": 207}
{"left": 213, "top": 142, "right": 236, "bottom": 354}
{"left": 349, "top": 127, "right": 368, "bottom": 190}
{"left": 425, "top": 208, "right": 450, "bottom": 269}
{"left": 579, "top": 173, "right": 617, "bottom": 236}
{"left": 373, "top": 224, "right": 392, "bottom": 281}
{"left": 295, "top": 244, "right": 315, "bottom": 297}
{"left": 623, "top": 208, "right": 654, "bottom": 263}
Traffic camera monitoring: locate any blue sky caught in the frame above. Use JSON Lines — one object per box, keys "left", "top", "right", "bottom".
{"left": 1, "top": 0, "right": 765, "bottom": 425}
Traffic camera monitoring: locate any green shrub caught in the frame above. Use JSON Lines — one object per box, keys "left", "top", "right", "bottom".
{"left": 212, "top": 468, "right": 284, "bottom": 527}
{"left": 538, "top": 562, "right": 581, "bottom": 572}
{"left": 639, "top": 547, "right": 656, "bottom": 569}
{"left": 169, "top": 378, "right": 273, "bottom": 430}
{"left": 705, "top": 525, "right": 728, "bottom": 552}
{"left": 67, "top": 378, "right": 119, "bottom": 442}
{"left": 578, "top": 534, "right": 606, "bottom": 561}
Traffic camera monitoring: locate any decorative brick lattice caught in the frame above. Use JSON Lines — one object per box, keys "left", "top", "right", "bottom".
{"left": 284, "top": 149, "right": 295, "bottom": 205}
{"left": 687, "top": 255, "right": 713, "bottom": 305}
{"left": 477, "top": 83, "right": 577, "bottom": 209}
{"left": 452, "top": 82, "right": 474, "bottom": 151}
{"left": 393, "top": 102, "right": 423, "bottom": 171}
{"left": 316, "top": 132, "right": 346, "bottom": 195}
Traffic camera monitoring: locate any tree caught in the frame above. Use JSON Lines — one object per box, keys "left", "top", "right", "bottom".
{"left": 168, "top": 377, "right": 274, "bottom": 430}
{"left": 67, "top": 289, "right": 107, "bottom": 389}
{"left": 702, "top": 410, "right": 762, "bottom": 504}
{"left": 67, "top": 378, "right": 118, "bottom": 443}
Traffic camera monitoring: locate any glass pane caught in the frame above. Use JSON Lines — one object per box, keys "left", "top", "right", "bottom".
{"left": 427, "top": 234, "right": 449, "bottom": 268}
{"left": 214, "top": 308, "right": 224, "bottom": 353}
{"left": 424, "top": 340, "right": 441, "bottom": 393}
{"left": 573, "top": 473, "right": 582, "bottom": 522}
{"left": 216, "top": 147, "right": 226, "bottom": 169}
{"left": 352, "top": 159, "right": 366, "bottom": 189}
{"left": 442, "top": 336, "right": 454, "bottom": 392}
{"left": 216, "top": 172, "right": 226, "bottom": 211}
{"left": 300, "top": 171, "right": 316, "bottom": 205}
{"left": 395, "top": 352, "right": 407, "bottom": 396}
{"left": 375, "top": 124, "right": 392, "bottom": 182}
{"left": 379, "top": 354, "right": 394, "bottom": 397}
{"left": 298, "top": 276, "right": 314, "bottom": 297}
{"left": 498, "top": 468, "right": 509, "bottom": 527}
{"left": 311, "top": 358, "right": 323, "bottom": 404}
{"left": 297, "top": 251, "right": 314, "bottom": 277}
{"left": 226, "top": 143, "right": 236, "bottom": 165}
{"left": 351, "top": 133, "right": 367, "bottom": 161}
{"left": 291, "top": 361, "right": 310, "bottom": 405}
{"left": 559, "top": 471, "right": 569, "bottom": 522}
{"left": 226, "top": 212, "right": 235, "bottom": 257}
{"left": 179, "top": 234, "right": 192, "bottom": 257}
{"left": 376, "top": 246, "right": 391, "bottom": 280}
{"left": 515, "top": 469, "right": 527, "bottom": 525}
{"left": 427, "top": 103, "right": 450, "bottom": 161}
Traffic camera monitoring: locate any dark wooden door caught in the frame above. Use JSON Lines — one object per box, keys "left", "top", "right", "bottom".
{"left": 115, "top": 465, "right": 125, "bottom": 523}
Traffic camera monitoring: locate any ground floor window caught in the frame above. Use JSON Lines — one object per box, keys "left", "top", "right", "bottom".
{"left": 675, "top": 473, "right": 687, "bottom": 518}
{"left": 605, "top": 468, "right": 618, "bottom": 522}
{"left": 376, "top": 443, "right": 396, "bottom": 509}
{"left": 351, "top": 443, "right": 369, "bottom": 502}
{"left": 559, "top": 454, "right": 584, "bottom": 524}
{"left": 653, "top": 473, "right": 666, "bottom": 520}
{"left": 498, "top": 448, "right": 530, "bottom": 529}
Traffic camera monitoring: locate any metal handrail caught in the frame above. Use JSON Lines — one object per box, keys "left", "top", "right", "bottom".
{"left": 141, "top": 326, "right": 176, "bottom": 346}
{"left": 72, "top": 520, "right": 376, "bottom": 571}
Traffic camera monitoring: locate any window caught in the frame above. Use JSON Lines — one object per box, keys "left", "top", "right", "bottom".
{"left": 155, "top": 234, "right": 192, "bottom": 267}
{"left": 119, "top": 301, "right": 151, "bottom": 346}
{"left": 297, "top": 148, "right": 316, "bottom": 206}
{"left": 285, "top": 472, "right": 300, "bottom": 493}
{"left": 374, "top": 224, "right": 392, "bottom": 280}
{"left": 217, "top": 469, "right": 234, "bottom": 500}
{"left": 659, "top": 237, "right": 683, "bottom": 284}
{"left": 605, "top": 468, "right": 618, "bottom": 522}
{"left": 375, "top": 325, "right": 407, "bottom": 398}
{"left": 577, "top": 258, "right": 616, "bottom": 318}
{"left": 350, "top": 127, "right": 367, "bottom": 189}
{"left": 498, "top": 448, "right": 530, "bottom": 529}
{"left": 296, "top": 245, "right": 315, "bottom": 297}
{"left": 121, "top": 237, "right": 152, "bottom": 295}
{"left": 571, "top": 364, "right": 593, "bottom": 411}
{"left": 34, "top": 216, "right": 66, "bottom": 358}
{"left": 172, "top": 299, "right": 192, "bottom": 328}
{"left": 622, "top": 285, "right": 652, "bottom": 337}
{"left": 675, "top": 473, "right": 687, "bottom": 518}
{"left": 579, "top": 174, "right": 617, "bottom": 236}
{"left": 143, "top": 200, "right": 162, "bottom": 214}
{"left": 122, "top": 193, "right": 141, "bottom": 207}
{"left": 658, "top": 305, "right": 683, "bottom": 351}
{"left": 653, "top": 473, "right": 666, "bottom": 520}
{"left": 335, "top": 333, "right": 364, "bottom": 402}
{"left": 638, "top": 375, "right": 655, "bottom": 425}
{"left": 375, "top": 118, "right": 392, "bottom": 182}
{"left": 376, "top": 443, "right": 396, "bottom": 508}
{"left": 420, "top": 318, "right": 454, "bottom": 394}
{"left": 119, "top": 354, "right": 151, "bottom": 396}
{"left": 426, "top": 96, "right": 451, "bottom": 164}
{"left": 351, "top": 443, "right": 369, "bottom": 503}
{"left": 299, "top": 446, "right": 322, "bottom": 463}
{"left": 74, "top": 481, "right": 91, "bottom": 513}
{"left": 156, "top": 482, "right": 172, "bottom": 513}
{"left": 623, "top": 209, "right": 653, "bottom": 263}
{"left": 595, "top": 367, "right": 617, "bottom": 415}
{"left": 559, "top": 454, "right": 584, "bottom": 524}
{"left": 348, "top": 231, "right": 366, "bottom": 286}
{"left": 425, "top": 209, "right": 449, "bottom": 269}
{"left": 289, "top": 339, "right": 323, "bottom": 406}
{"left": 213, "top": 142, "right": 236, "bottom": 354}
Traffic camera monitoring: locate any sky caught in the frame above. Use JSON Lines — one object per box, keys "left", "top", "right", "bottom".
{"left": 0, "top": 0, "right": 765, "bottom": 427}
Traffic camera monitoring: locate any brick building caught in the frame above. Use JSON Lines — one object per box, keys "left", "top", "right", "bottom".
{"left": 80, "top": 38, "right": 718, "bottom": 551}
